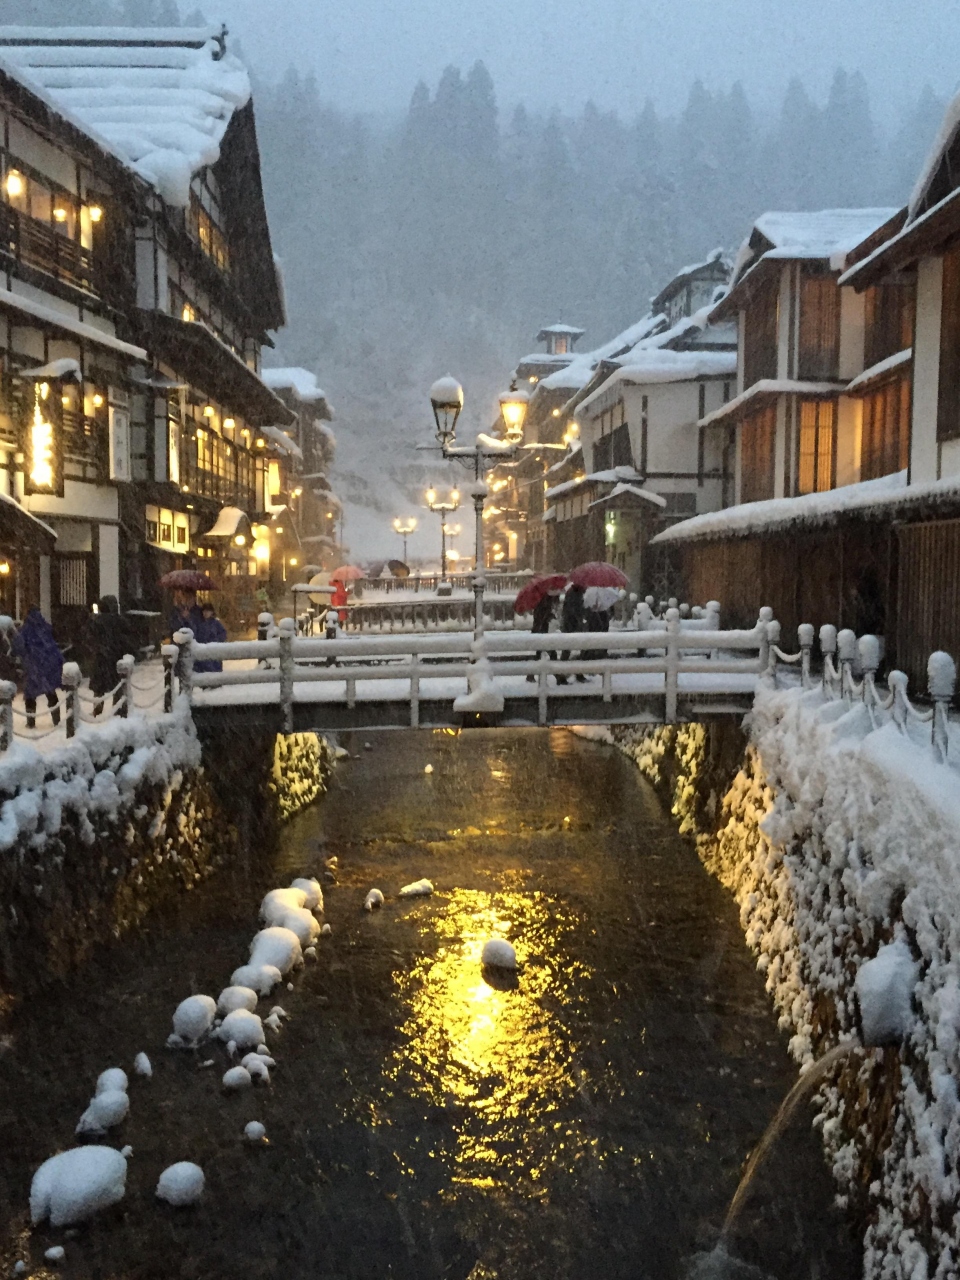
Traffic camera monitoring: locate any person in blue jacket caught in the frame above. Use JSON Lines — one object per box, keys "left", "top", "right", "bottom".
{"left": 193, "top": 601, "right": 226, "bottom": 673}
{"left": 12, "top": 608, "right": 63, "bottom": 728}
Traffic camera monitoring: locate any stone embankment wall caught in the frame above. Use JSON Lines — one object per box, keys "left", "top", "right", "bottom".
{"left": 610, "top": 690, "right": 960, "bottom": 1280}
{"left": 0, "top": 705, "right": 331, "bottom": 1007}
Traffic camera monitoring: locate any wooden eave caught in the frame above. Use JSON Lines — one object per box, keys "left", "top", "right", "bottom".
{"left": 841, "top": 190, "right": 960, "bottom": 291}
{"left": 709, "top": 255, "right": 782, "bottom": 323}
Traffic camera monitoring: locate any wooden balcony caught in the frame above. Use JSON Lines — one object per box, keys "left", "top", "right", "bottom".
{"left": 0, "top": 203, "right": 96, "bottom": 297}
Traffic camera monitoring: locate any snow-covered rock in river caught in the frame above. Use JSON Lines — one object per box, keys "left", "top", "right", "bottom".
{"left": 230, "top": 963, "right": 282, "bottom": 996}
{"left": 172, "top": 994, "right": 217, "bottom": 1044}
{"left": 31, "top": 1146, "right": 127, "bottom": 1226}
{"left": 321, "top": 923, "right": 332, "bottom": 937}
{"left": 399, "top": 878, "right": 433, "bottom": 898}
{"left": 481, "top": 939, "right": 517, "bottom": 969}
{"left": 241, "top": 1053, "right": 271, "bottom": 1084}
{"left": 76, "top": 1089, "right": 129, "bottom": 1135}
{"left": 133, "top": 1052, "right": 152, "bottom": 1078}
{"left": 274, "top": 905, "right": 321, "bottom": 947}
{"left": 95, "top": 1068, "right": 128, "bottom": 1095}
{"left": 217, "top": 986, "right": 258, "bottom": 1016}
{"left": 855, "top": 940, "right": 919, "bottom": 1046}
{"left": 155, "top": 1161, "right": 204, "bottom": 1206}
{"left": 260, "top": 886, "right": 307, "bottom": 925}
{"left": 218, "top": 1009, "right": 264, "bottom": 1052}
{"left": 222, "top": 1066, "right": 252, "bottom": 1092}
{"left": 304, "top": 945, "right": 317, "bottom": 960}
{"left": 244, "top": 1120, "right": 266, "bottom": 1142}
{"left": 364, "top": 888, "right": 384, "bottom": 911}
{"left": 424, "top": 763, "right": 433, "bottom": 774}
{"left": 249, "top": 926, "right": 302, "bottom": 975}
{"left": 44, "top": 1246, "right": 65, "bottom": 1263}
{"left": 291, "top": 876, "right": 323, "bottom": 911}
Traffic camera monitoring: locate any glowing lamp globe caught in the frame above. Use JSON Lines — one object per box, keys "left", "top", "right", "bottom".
{"left": 499, "top": 385, "right": 530, "bottom": 443}
{"left": 429, "top": 376, "right": 464, "bottom": 446}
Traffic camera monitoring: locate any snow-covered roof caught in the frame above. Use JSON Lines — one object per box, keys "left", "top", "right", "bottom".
{"left": 591, "top": 482, "right": 667, "bottom": 509}
{"left": 698, "top": 378, "right": 845, "bottom": 430}
{"left": 577, "top": 349, "right": 736, "bottom": 416}
{"left": 650, "top": 249, "right": 728, "bottom": 310}
{"left": 0, "top": 26, "right": 250, "bottom": 208}
{"left": 845, "top": 348, "right": 912, "bottom": 394}
{"left": 651, "top": 470, "right": 960, "bottom": 545}
{"left": 545, "top": 464, "right": 642, "bottom": 501}
{"left": 262, "top": 425, "right": 302, "bottom": 460}
{"left": 261, "top": 367, "right": 328, "bottom": 405}
{"left": 909, "top": 88, "right": 960, "bottom": 221}
{"left": 0, "top": 285, "right": 147, "bottom": 360}
{"left": 537, "top": 323, "right": 584, "bottom": 339}
{"left": 749, "top": 209, "right": 899, "bottom": 263}
{"left": 538, "top": 313, "right": 666, "bottom": 394}
{"left": 201, "top": 505, "right": 247, "bottom": 538}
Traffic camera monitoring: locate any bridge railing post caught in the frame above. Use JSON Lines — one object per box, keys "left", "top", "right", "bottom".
{"left": 764, "top": 620, "right": 781, "bottom": 680}
{"left": 837, "top": 628, "right": 858, "bottom": 701}
{"left": 62, "top": 661, "right": 81, "bottom": 738}
{"left": 820, "top": 624, "right": 838, "bottom": 695}
{"left": 0, "top": 679, "right": 13, "bottom": 752}
{"left": 798, "top": 623, "right": 814, "bottom": 688}
{"left": 928, "top": 651, "right": 957, "bottom": 764}
{"left": 664, "top": 607, "right": 680, "bottom": 722}
{"left": 161, "top": 644, "right": 177, "bottom": 712}
{"left": 537, "top": 643, "right": 550, "bottom": 726}
{"left": 278, "top": 617, "right": 295, "bottom": 734}
{"left": 173, "top": 627, "right": 195, "bottom": 703}
{"left": 410, "top": 652, "right": 420, "bottom": 728}
{"left": 116, "top": 653, "right": 135, "bottom": 718}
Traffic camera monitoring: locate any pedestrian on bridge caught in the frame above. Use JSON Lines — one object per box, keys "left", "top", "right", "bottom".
{"left": 323, "top": 607, "right": 340, "bottom": 666}
{"left": 12, "top": 608, "right": 62, "bottom": 729}
{"left": 88, "top": 595, "right": 133, "bottom": 717}
{"left": 194, "top": 601, "right": 227, "bottom": 674}
{"left": 558, "top": 583, "right": 587, "bottom": 684}
{"left": 526, "top": 588, "right": 561, "bottom": 682}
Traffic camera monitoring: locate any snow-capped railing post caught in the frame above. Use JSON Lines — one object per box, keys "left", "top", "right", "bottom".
{"left": 116, "top": 654, "right": 135, "bottom": 719}
{"left": 409, "top": 652, "right": 420, "bottom": 728}
{"left": 0, "top": 679, "right": 14, "bottom": 752}
{"left": 173, "top": 628, "right": 195, "bottom": 703}
{"left": 798, "top": 624, "right": 815, "bottom": 688}
{"left": 858, "top": 635, "right": 882, "bottom": 721}
{"left": 161, "top": 644, "right": 177, "bottom": 713}
{"left": 278, "top": 617, "right": 296, "bottom": 734}
{"left": 764, "top": 620, "right": 781, "bottom": 679}
{"left": 257, "top": 612, "right": 273, "bottom": 644}
{"left": 820, "top": 624, "right": 838, "bottom": 695}
{"left": 62, "top": 662, "right": 81, "bottom": 738}
{"left": 664, "top": 607, "right": 680, "bottom": 722}
{"left": 537, "top": 644, "right": 550, "bottom": 725}
{"left": 928, "top": 651, "right": 957, "bottom": 764}
{"left": 837, "top": 629, "right": 859, "bottom": 701}
{"left": 756, "top": 607, "right": 773, "bottom": 674}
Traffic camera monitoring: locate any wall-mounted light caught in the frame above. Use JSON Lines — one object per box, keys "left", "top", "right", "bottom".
{"left": 29, "top": 387, "right": 55, "bottom": 490}
{"left": 88, "top": 205, "right": 103, "bottom": 223}
{"left": 203, "top": 404, "right": 215, "bottom": 417}
{"left": 4, "top": 170, "right": 24, "bottom": 198}
{"left": 234, "top": 533, "right": 246, "bottom": 547}
{"left": 61, "top": 393, "right": 71, "bottom": 407}
{"left": 39, "top": 382, "right": 49, "bottom": 400}
{"left": 92, "top": 393, "right": 104, "bottom": 408}
{"left": 253, "top": 540, "right": 269, "bottom": 563}
{"left": 53, "top": 207, "right": 67, "bottom": 222}
{"left": 0, "top": 562, "right": 10, "bottom": 576}
{"left": 255, "top": 437, "right": 265, "bottom": 448}
{"left": 289, "top": 557, "right": 298, "bottom": 567}
{"left": 223, "top": 417, "right": 235, "bottom": 430}
{"left": 182, "top": 304, "right": 195, "bottom": 323}
{"left": 274, "top": 526, "right": 284, "bottom": 535}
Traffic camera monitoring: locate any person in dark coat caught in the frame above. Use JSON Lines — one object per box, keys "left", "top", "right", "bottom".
{"left": 558, "top": 584, "right": 587, "bottom": 684}
{"left": 89, "top": 595, "right": 132, "bottom": 717}
{"left": 193, "top": 601, "right": 227, "bottom": 674}
{"left": 526, "top": 589, "right": 560, "bottom": 682}
{"left": 12, "top": 608, "right": 62, "bottom": 728}
{"left": 168, "top": 589, "right": 203, "bottom": 640}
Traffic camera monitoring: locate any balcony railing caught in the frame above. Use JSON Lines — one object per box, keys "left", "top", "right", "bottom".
{"left": 0, "top": 203, "right": 95, "bottom": 296}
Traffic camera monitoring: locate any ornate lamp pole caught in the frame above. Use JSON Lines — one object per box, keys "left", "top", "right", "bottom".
{"left": 425, "top": 487, "right": 460, "bottom": 584}
{"left": 428, "top": 376, "right": 529, "bottom": 641}
{"left": 392, "top": 516, "right": 418, "bottom": 563}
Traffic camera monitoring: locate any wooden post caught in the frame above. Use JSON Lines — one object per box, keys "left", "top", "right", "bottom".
{"left": 173, "top": 627, "right": 195, "bottom": 701}
{"left": 665, "top": 606, "right": 680, "bottom": 723}
{"left": 116, "top": 654, "right": 135, "bottom": 718}
{"left": 278, "top": 617, "right": 295, "bottom": 734}
{"left": 346, "top": 676, "right": 356, "bottom": 708}
{"left": 161, "top": 643, "right": 177, "bottom": 712}
{"left": 257, "top": 612, "right": 273, "bottom": 644}
{"left": 62, "top": 661, "right": 81, "bottom": 738}
{"left": 0, "top": 679, "right": 14, "bottom": 751}
{"left": 537, "top": 643, "right": 550, "bottom": 726}
{"left": 798, "top": 623, "right": 814, "bottom": 688}
{"left": 765, "top": 620, "right": 781, "bottom": 679}
{"left": 928, "top": 651, "right": 957, "bottom": 764}
{"left": 410, "top": 652, "right": 420, "bottom": 729}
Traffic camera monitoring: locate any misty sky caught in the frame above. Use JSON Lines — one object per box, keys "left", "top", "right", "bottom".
{"left": 211, "top": 0, "right": 960, "bottom": 122}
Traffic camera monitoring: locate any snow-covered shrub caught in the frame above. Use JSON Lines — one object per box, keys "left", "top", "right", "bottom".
{"left": 269, "top": 732, "right": 331, "bottom": 821}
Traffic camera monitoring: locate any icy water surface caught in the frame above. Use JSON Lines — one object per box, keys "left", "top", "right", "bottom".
{"left": 0, "top": 728, "right": 860, "bottom": 1279}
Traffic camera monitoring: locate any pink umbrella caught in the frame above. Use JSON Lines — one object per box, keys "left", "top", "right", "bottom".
{"left": 330, "top": 564, "right": 364, "bottom": 583}
{"left": 514, "top": 574, "right": 567, "bottom": 615}
{"left": 569, "top": 561, "right": 629, "bottom": 589}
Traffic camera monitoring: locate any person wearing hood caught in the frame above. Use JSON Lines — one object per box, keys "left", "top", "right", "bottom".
{"left": 193, "top": 601, "right": 227, "bottom": 673}
{"left": 12, "top": 608, "right": 63, "bottom": 729}
{"left": 89, "top": 595, "right": 133, "bottom": 717}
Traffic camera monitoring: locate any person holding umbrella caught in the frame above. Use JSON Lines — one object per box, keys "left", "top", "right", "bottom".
{"left": 558, "top": 584, "right": 587, "bottom": 683}
{"left": 513, "top": 574, "right": 567, "bottom": 685}
{"left": 159, "top": 570, "right": 215, "bottom": 639}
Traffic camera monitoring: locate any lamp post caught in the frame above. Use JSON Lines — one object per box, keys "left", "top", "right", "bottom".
{"left": 392, "top": 516, "right": 418, "bottom": 563}
{"left": 427, "top": 376, "right": 529, "bottom": 640}
{"left": 425, "top": 487, "right": 460, "bottom": 584}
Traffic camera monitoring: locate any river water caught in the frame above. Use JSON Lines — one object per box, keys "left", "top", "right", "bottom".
{"left": 0, "top": 728, "right": 860, "bottom": 1279}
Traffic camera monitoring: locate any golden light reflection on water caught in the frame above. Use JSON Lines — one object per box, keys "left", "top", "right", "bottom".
{"left": 378, "top": 887, "right": 596, "bottom": 1196}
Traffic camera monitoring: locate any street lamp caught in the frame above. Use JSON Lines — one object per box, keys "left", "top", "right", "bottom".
{"left": 498, "top": 381, "right": 531, "bottom": 444}
{"left": 429, "top": 376, "right": 464, "bottom": 447}
{"left": 392, "top": 516, "right": 418, "bottom": 562}
{"left": 425, "top": 488, "right": 460, "bottom": 584}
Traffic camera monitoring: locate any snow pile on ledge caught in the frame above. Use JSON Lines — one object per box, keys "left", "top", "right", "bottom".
{"left": 0, "top": 700, "right": 200, "bottom": 852}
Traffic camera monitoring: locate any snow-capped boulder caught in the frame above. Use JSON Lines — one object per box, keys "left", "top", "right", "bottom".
{"left": 244, "top": 1121, "right": 266, "bottom": 1142}
{"left": 230, "top": 963, "right": 282, "bottom": 997}
{"left": 856, "top": 940, "right": 919, "bottom": 1046}
{"left": 275, "top": 905, "right": 321, "bottom": 947}
{"left": 364, "top": 888, "right": 384, "bottom": 911}
{"left": 291, "top": 876, "right": 323, "bottom": 911}
{"left": 76, "top": 1089, "right": 129, "bottom": 1135}
{"left": 95, "top": 1068, "right": 128, "bottom": 1095}
{"left": 44, "top": 1245, "right": 65, "bottom": 1263}
{"left": 481, "top": 939, "right": 516, "bottom": 970}
{"left": 260, "top": 887, "right": 307, "bottom": 926}
{"left": 399, "top": 879, "right": 433, "bottom": 898}
{"left": 249, "top": 927, "right": 302, "bottom": 975}
{"left": 133, "top": 1052, "right": 152, "bottom": 1078}
{"left": 218, "top": 1009, "right": 264, "bottom": 1052}
{"left": 242, "top": 1055, "right": 270, "bottom": 1084}
{"left": 222, "top": 1066, "right": 252, "bottom": 1091}
{"left": 172, "top": 995, "right": 217, "bottom": 1045}
{"left": 31, "top": 1147, "right": 127, "bottom": 1226}
{"left": 156, "top": 1161, "right": 204, "bottom": 1206}
{"left": 217, "top": 986, "right": 258, "bottom": 1016}
{"left": 424, "top": 763, "right": 433, "bottom": 774}
{"left": 321, "top": 923, "right": 332, "bottom": 937}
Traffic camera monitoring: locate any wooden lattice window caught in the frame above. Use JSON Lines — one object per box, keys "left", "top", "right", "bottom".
{"left": 862, "top": 376, "right": 911, "bottom": 480}
{"left": 740, "top": 405, "right": 776, "bottom": 503}
{"left": 797, "top": 399, "right": 836, "bottom": 494}
{"left": 798, "top": 272, "right": 840, "bottom": 381}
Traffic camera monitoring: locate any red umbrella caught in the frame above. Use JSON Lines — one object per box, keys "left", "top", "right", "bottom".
{"left": 331, "top": 564, "right": 364, "bottom": 583}
{"left": 569, "top": 561, "right": 629, "bottom": 589}
{"left": 514, "top": 574, "right": 567, "bottom": 614}
{"left": 158, "top": 569, "right": 216, "bottom": 591}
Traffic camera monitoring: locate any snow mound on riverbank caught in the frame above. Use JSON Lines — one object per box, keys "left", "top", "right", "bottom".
{"left": 249, "top": 927, "right": 302, "bottom": 975}
{"left": 156, "top": 1162, "right": 204, "bottom": 1206}
{"left": 172, "top": 995, "right": 216, "bottom": 1044}
{"left": 399, "top": 878, "right": 433, "bottom": 897}
{"left": 230, "top": 963, "right": 282, "bottom": 996}
{"left": 218, "top": 1009, "right": 264, "bottom": 1051}
{"left": 856, "top": 940, "right": 918, "bottom": 1046}
{"left": 31, "top": 1147, "right": 127, "bottom": 1225}
{"left": 481, "top": 939, "right": 516, "bottom": 969}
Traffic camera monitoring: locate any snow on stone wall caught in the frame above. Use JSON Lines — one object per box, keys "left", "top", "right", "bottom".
{"left": 269, "top": 732, "right": 331, "bottom": 823}
{"left": 613, "top": 686, "right": 960, "bottom": 1280}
